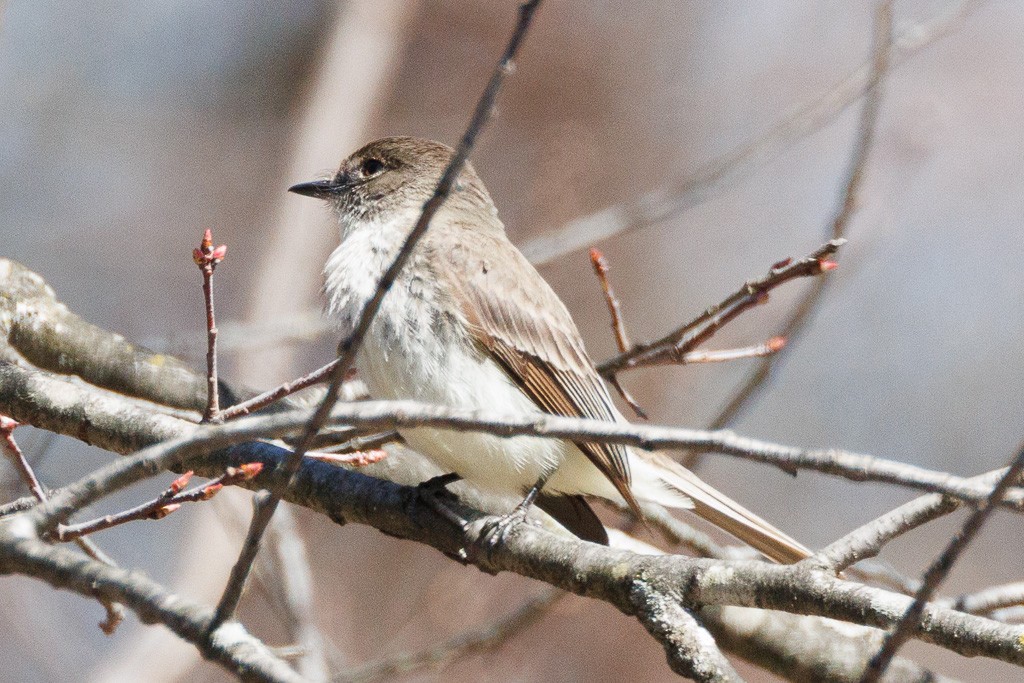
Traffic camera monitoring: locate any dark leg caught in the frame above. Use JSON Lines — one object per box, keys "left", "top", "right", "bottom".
{"left": 413, "top": 472, "right": 466, "bottom": 528}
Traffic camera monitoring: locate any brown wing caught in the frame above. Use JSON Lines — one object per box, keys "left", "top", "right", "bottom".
{"left": 431, "top": 227, "right": 642, "bottom": 516}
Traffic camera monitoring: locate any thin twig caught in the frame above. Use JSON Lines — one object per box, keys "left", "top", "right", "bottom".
{"left": 55, "top": 463, "right": 263, "bottom": 542}
{"left": 589, "top": 248, "right": 632, "bottom": 352}
{"left": 1, "top": 415, "right": 46, "bottom": 501}
{"left": 683, "top": 1, "right": 893, "bottom": 469}
{"left": 861, "top": 441, "right": 1024, "bottom": 682}
{"left": 259, "top": 504, "right": 329, "bottom": 681}
{"left": 308, "top": 430, "right": 400, "bottom": 456}
{"left": 989, "top": 607, "right": 1024, "bottom": 625}
{"left": 219, "top": 359, "right": 340, "bottom": 421}
{"left": 846, "top": 559, "right": 920, "bottom": 596}
{"left": 598, "top": 239, "right": 843, "bottom": 376}
{"left": 207, "top": 0, "right": 545, "bottom": 632}
{"left": 193, "top": 229, "right": 227, "bottom": 422}
{"left": 810, "top": 456, "right": 1010, "bottom": 583}
{"left": 588, "top": 248, "right": 648, "bottom": 418}
{"left": 639, "top": 502, "right": 738, "bottom": 560}
{"left": 674, "top": 338, "right": 786, "bottom": 366}
{"left": 806, "top": 493, "right": 959, "bottom": 574}
{"left": 1, "top": 415, "right": 127, "bottom": 632}
{"left": 608, "top": 374, "right": 648, "bottom": 420}
{"left": 949, "top": 582, "right": 1024, "bottom": 616}
{"left": 305, "top": 448, "right": 388, "bottom": 467}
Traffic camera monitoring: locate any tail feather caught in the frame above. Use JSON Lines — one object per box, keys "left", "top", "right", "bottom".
{"left": 642, "top": 452, "right": 811, "bottom": 564}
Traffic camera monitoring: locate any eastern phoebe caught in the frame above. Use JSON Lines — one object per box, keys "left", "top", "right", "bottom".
{"left": 290, "top": 137, "right": 809, "bottom": 563}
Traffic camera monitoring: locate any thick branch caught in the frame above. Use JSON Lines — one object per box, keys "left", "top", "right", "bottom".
{"left": 1, "top": 369, "right": 1021, "bottom": 673}
{"left": 704, "top": 606, "right": 947, "bottom": 683}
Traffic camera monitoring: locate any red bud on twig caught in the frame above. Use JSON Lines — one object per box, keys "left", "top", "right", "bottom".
{"left": 767, "top": 336, "right": 787, "bottom": 353}
{"left": 238, "top": 462, "right": 264, "bottom": 480}
{"left": 150, "top": 503, "right": 181, "bottom": 520}
{"left": 819, "top": 260, "right": 839, "bottom": 272}
{"left": 201, "top": 483, "right": 224, "bottom": 500}
{"left": 168, "top": 471, "right": 194, "bottom": 495}
{"left": 346, "top": 449, "right": 389, "bottom": 467}
{"left": 193, "top": 229, "right": 227, "bottom": 268}
{"left": 306, "top": 449, "right": 391, "bottom": 467}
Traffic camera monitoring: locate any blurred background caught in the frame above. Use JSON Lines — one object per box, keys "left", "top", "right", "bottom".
{"left": 1, "top": 1, "right": 1022, "bottom": 680}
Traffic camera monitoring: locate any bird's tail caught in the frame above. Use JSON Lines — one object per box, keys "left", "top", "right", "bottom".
{"left": 635, "top": 452, "right": 811, "bottom": 564}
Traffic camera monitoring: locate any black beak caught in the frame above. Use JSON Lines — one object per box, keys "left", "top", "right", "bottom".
{"left": 288, "top": 178, "right": 338, "bottom": 199}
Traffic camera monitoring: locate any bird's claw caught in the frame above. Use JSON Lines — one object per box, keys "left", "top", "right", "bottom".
{"left": 477, "top": 505, "right": 530, "bottom": 552}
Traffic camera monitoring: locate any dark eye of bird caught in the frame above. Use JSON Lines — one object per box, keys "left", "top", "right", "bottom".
{"left": 360, "top": 158, "right": 385, "bottom": 177}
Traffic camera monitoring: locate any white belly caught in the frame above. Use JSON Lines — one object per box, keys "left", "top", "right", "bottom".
{"left": 359, "top": 307, "right": 593, "bottom": 497}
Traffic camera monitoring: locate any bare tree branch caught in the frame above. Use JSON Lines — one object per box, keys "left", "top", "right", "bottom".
{"left": 704, "top": 606, "right": 949, "bottom": 683}
{"left": 0, "top": 520, "right": 303, "bottom": 683}
{"left": 192, "top": 229, "right": 228, "bottom": 422}
{"left": 13, "top": 432, "right": 1024, "bottom": 668}
{"left": 807, "top": 494, "right": 960, "bottom": 574}
{"left": 260, "top": 504, "right": 329, "bottom": 682}
{"left": 220, "top": 360, "right": 340, "bottom": 421}
{"left": 862, "top": 442, "right": 1024, "bottom": 681}
{"left": 0, "top": 413, "right": 127, "bottom": 633}
{"left": 4, "top": 361, "right": 1024, "bottom": 525}
{"left": 630, "top": 583, "right": 745, "bottom": 682}
{"left": 950, "top": 582, "right": 1024, "bottom": 616}
{"left": 3, "top": 350, "right": 1023, "bottom": 675}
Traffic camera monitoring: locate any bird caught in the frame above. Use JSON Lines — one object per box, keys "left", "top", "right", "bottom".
{"left": 288, "top": 136, "right": 810, "bottom": 563}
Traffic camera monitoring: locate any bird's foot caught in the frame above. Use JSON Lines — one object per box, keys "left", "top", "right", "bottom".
{"left": 476, "top": 503, "right": 531, "bottom": 554}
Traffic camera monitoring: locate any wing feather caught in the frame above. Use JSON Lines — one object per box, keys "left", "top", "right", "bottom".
{"left": 432, "top": 228, "right": 641, "bottom": 515}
